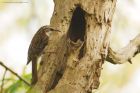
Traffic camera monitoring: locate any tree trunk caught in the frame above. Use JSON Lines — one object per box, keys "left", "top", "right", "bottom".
{"left": 28, "top": 0, "right": 117, "bottom": 93}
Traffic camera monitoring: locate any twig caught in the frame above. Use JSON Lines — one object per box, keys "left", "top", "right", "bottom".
{"left": 1, "top": 69, "right": 7, "bottom": 93}
{"left": 0, "top": 61, "right": 31, "bottom": 86}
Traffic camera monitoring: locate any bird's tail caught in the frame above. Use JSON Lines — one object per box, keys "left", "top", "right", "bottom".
{"left": 26, "top": 56, "right": 31, "bottom": 65}
{"left": 31, "top": 57, "right": 38, "bottom": 85}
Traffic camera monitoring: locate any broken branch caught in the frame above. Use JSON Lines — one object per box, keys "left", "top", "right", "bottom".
{"left": 106, "top": 34, "right": 140, "bottom": 64}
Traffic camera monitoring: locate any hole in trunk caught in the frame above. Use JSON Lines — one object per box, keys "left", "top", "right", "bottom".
{"left": 68, "top": 7, "right": 86, "bottom": 59}
{"left": 68, "top": 7, "right": 86, "bottom": 42}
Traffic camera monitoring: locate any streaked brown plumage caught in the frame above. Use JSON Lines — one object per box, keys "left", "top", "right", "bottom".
{"left": 27, "top": 25, "right": 60, "bottom": 85}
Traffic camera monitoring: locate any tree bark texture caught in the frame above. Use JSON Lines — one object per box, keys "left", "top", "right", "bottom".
{"left": 28, "top": 0, "right": 117, "bottom": 93}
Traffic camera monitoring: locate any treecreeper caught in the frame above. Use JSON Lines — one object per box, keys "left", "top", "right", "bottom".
{"left": 27, "top": 25, "right": 60, "bottom": 85}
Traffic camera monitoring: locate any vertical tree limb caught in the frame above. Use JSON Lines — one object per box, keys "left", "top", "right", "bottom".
{"left": 29, "top": 0, "right": 117, "bottom": 93}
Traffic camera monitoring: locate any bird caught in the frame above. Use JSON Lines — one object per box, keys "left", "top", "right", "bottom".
{"left": 27, "top": 25, "right": 60, "bottom": 85}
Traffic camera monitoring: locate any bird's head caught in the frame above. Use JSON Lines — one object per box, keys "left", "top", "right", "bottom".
{"left": 45, "top": 25, "right": 60, "bottom": 36}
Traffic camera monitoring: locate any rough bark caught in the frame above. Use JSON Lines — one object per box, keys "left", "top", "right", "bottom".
{"left": 28, "top": 0, "right": 117, "bottom": 93}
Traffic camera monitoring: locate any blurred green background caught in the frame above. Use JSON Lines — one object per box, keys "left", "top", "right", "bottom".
{"left": 0, "top": 0, "right": 140, "bottom": 93}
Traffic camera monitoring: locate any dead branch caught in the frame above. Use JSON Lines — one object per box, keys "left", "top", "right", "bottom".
{"left": 0, "top": 61, "right": 31, "bottom": 86}
{"left": 106, "top": 34, "right": 140, "bottom": 64}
